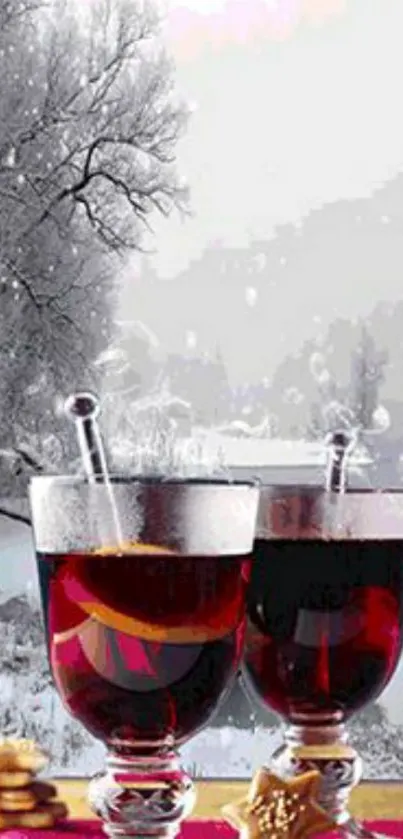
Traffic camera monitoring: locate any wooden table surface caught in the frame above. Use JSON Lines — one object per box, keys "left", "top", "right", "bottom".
{"left": 54, "top": 780, "right": 403, "bottom": 821}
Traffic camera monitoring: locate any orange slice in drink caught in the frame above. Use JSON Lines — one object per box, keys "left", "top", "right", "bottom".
{"left": 57, "top": 542, "right": 243, "bottom": 644}
{"left": 53, "top": 543, "right": 174, "bottom": 645}
{"left": 92, "top": 541, "right": 177, "bottom": 557}
{"left": 77, "top": 600, "right": 240, "bottom": 644}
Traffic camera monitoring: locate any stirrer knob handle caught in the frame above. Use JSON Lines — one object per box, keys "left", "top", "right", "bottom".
{"left": 64, "top": 392, "right": 100, "bottom": 420}
{"left": 64, "top": 392, "right": 106, "bottom": 480}
{"left": 325, "top": 429, "right": 358, "bottom": 492}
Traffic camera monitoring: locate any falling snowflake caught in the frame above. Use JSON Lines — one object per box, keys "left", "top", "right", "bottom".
{"left": 4, "top": 147, "right": 16, "bottom": 168}
{"left": 245, "top": 286, "right": 257, "bottom": 307}
{"left": 186, "top": 330, "right": 197, "bottom": 349}
{"left": 253, "top": 253, "right": 266, "bottom": 272}
{"left": 53, "top": 394, "right": 66, "bottom": 419}
{"left": 316, "top": 368, "right": 331, "bottom": 385}
{"left": 309, "top": 351, "right": 329, "bottom": 383}
{"left": 371, "top": 405, "right": 390, "bottom": 433}
{"left": 283, "top": 386, "right": 304, "bottom": 405}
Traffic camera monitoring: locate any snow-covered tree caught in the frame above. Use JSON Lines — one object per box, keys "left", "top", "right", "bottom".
{"left": 0, "top": 0, "right": 188, "bottom": 489}
{"left": 306, "top": 325, "right": 387, "bottom": 441}
{"left": 349, "top": 324, "right": 388, "bottom": 432}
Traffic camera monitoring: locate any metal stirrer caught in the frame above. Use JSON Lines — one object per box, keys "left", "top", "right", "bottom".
{"left": 64, "top": 392, "right": 108, "bottom": 482}
{"left": 64, "top": 392, "right": 123, "bottom": 546}
{"left": 325, "top": 429, "right": 358, "bottom": 494}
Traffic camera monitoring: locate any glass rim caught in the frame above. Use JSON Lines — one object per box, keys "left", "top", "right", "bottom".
{"left": 258, "top": 484, "right": 403, "bottom": 495}
{"left": 29, "top": 474, "right": 259, "bottom": 489}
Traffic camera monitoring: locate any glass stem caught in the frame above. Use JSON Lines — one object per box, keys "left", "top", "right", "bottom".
{"left": 270, "top": 721, "right": 362, "bottom": 824}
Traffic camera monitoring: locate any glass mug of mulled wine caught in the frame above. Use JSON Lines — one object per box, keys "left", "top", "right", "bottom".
{"left": 243, "top": 478, "right": 403, "bottom": 839}
{"left": 29, "top": 475, "right": 259, "bottom": 839}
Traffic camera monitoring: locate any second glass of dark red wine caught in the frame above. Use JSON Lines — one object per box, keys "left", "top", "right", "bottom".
{"left": 29, "top": 475, "right": 259, "bottom": 839}
{"left": 243, "top": 484, "right": 403, "bottom": 839}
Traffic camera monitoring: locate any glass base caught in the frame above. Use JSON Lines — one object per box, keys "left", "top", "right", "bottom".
{"left": 270, "top": 721, "right": 361, "bottom": 823}
{"left": 270, "top": 722, "right": 393, "bottom": 839}
{"left": 88, "top": 751, "right": 196, "bottom": 839}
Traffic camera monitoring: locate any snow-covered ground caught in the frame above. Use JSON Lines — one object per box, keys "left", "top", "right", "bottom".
{"left": 36, "top": 717, "right": 403, "bottom": 781}
{"left": 183, "top": 430, "right": 373, "bottom": 470}
{"left": 43, "top": 717, "right": 284, "bottom": 780}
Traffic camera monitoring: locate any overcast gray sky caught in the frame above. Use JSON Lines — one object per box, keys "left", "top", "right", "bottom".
{"left": 118, "top": 0, "right": 403, "bottom": 386}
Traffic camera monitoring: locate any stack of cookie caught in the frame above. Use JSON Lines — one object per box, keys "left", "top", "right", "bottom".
{"left": 0, "top": 739, "right": 68, "bottom": 830}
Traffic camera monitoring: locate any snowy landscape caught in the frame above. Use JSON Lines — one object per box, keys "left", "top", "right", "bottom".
{"left": 2, "top": 0, "right": 403, "bottom": 786}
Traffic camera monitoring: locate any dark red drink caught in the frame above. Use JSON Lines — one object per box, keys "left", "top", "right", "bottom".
{"left": 38, "top": 547, "right": 249, "bottom": 750}
{"left": 244, "top": 538, "right": 403, "bottom": 723}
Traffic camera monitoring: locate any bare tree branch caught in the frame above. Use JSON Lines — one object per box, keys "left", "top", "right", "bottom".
{"left": 0, "top": 508, "right": 31, "bottom": 527}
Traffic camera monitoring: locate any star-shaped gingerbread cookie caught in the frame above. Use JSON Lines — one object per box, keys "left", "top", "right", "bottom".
{"left": 222, "top": 768, "right": 337, "bottom": 839}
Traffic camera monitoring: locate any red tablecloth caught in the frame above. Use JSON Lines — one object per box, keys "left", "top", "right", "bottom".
{"left": 1, "top": 820, "right": 403, "bottom": 838}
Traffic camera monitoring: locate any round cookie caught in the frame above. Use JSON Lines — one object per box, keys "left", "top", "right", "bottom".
{"left": 0, "top": 800, "right": 68, "bottom": 829}
{"left": 0, "top": 786, "right": 38, "bottom": 812}
{"left": 0, "top": 769, "right": 32, "bottom": 788}
{"left": 0, "top": 779, "right": 58, "bottom": 812}
{"left": 0, "top": 739, "right": 48, "bottom": 772}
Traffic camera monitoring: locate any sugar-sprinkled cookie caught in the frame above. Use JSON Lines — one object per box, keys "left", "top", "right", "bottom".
{"left": 222, "top": 768, "right": 337, "bottom": 839}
